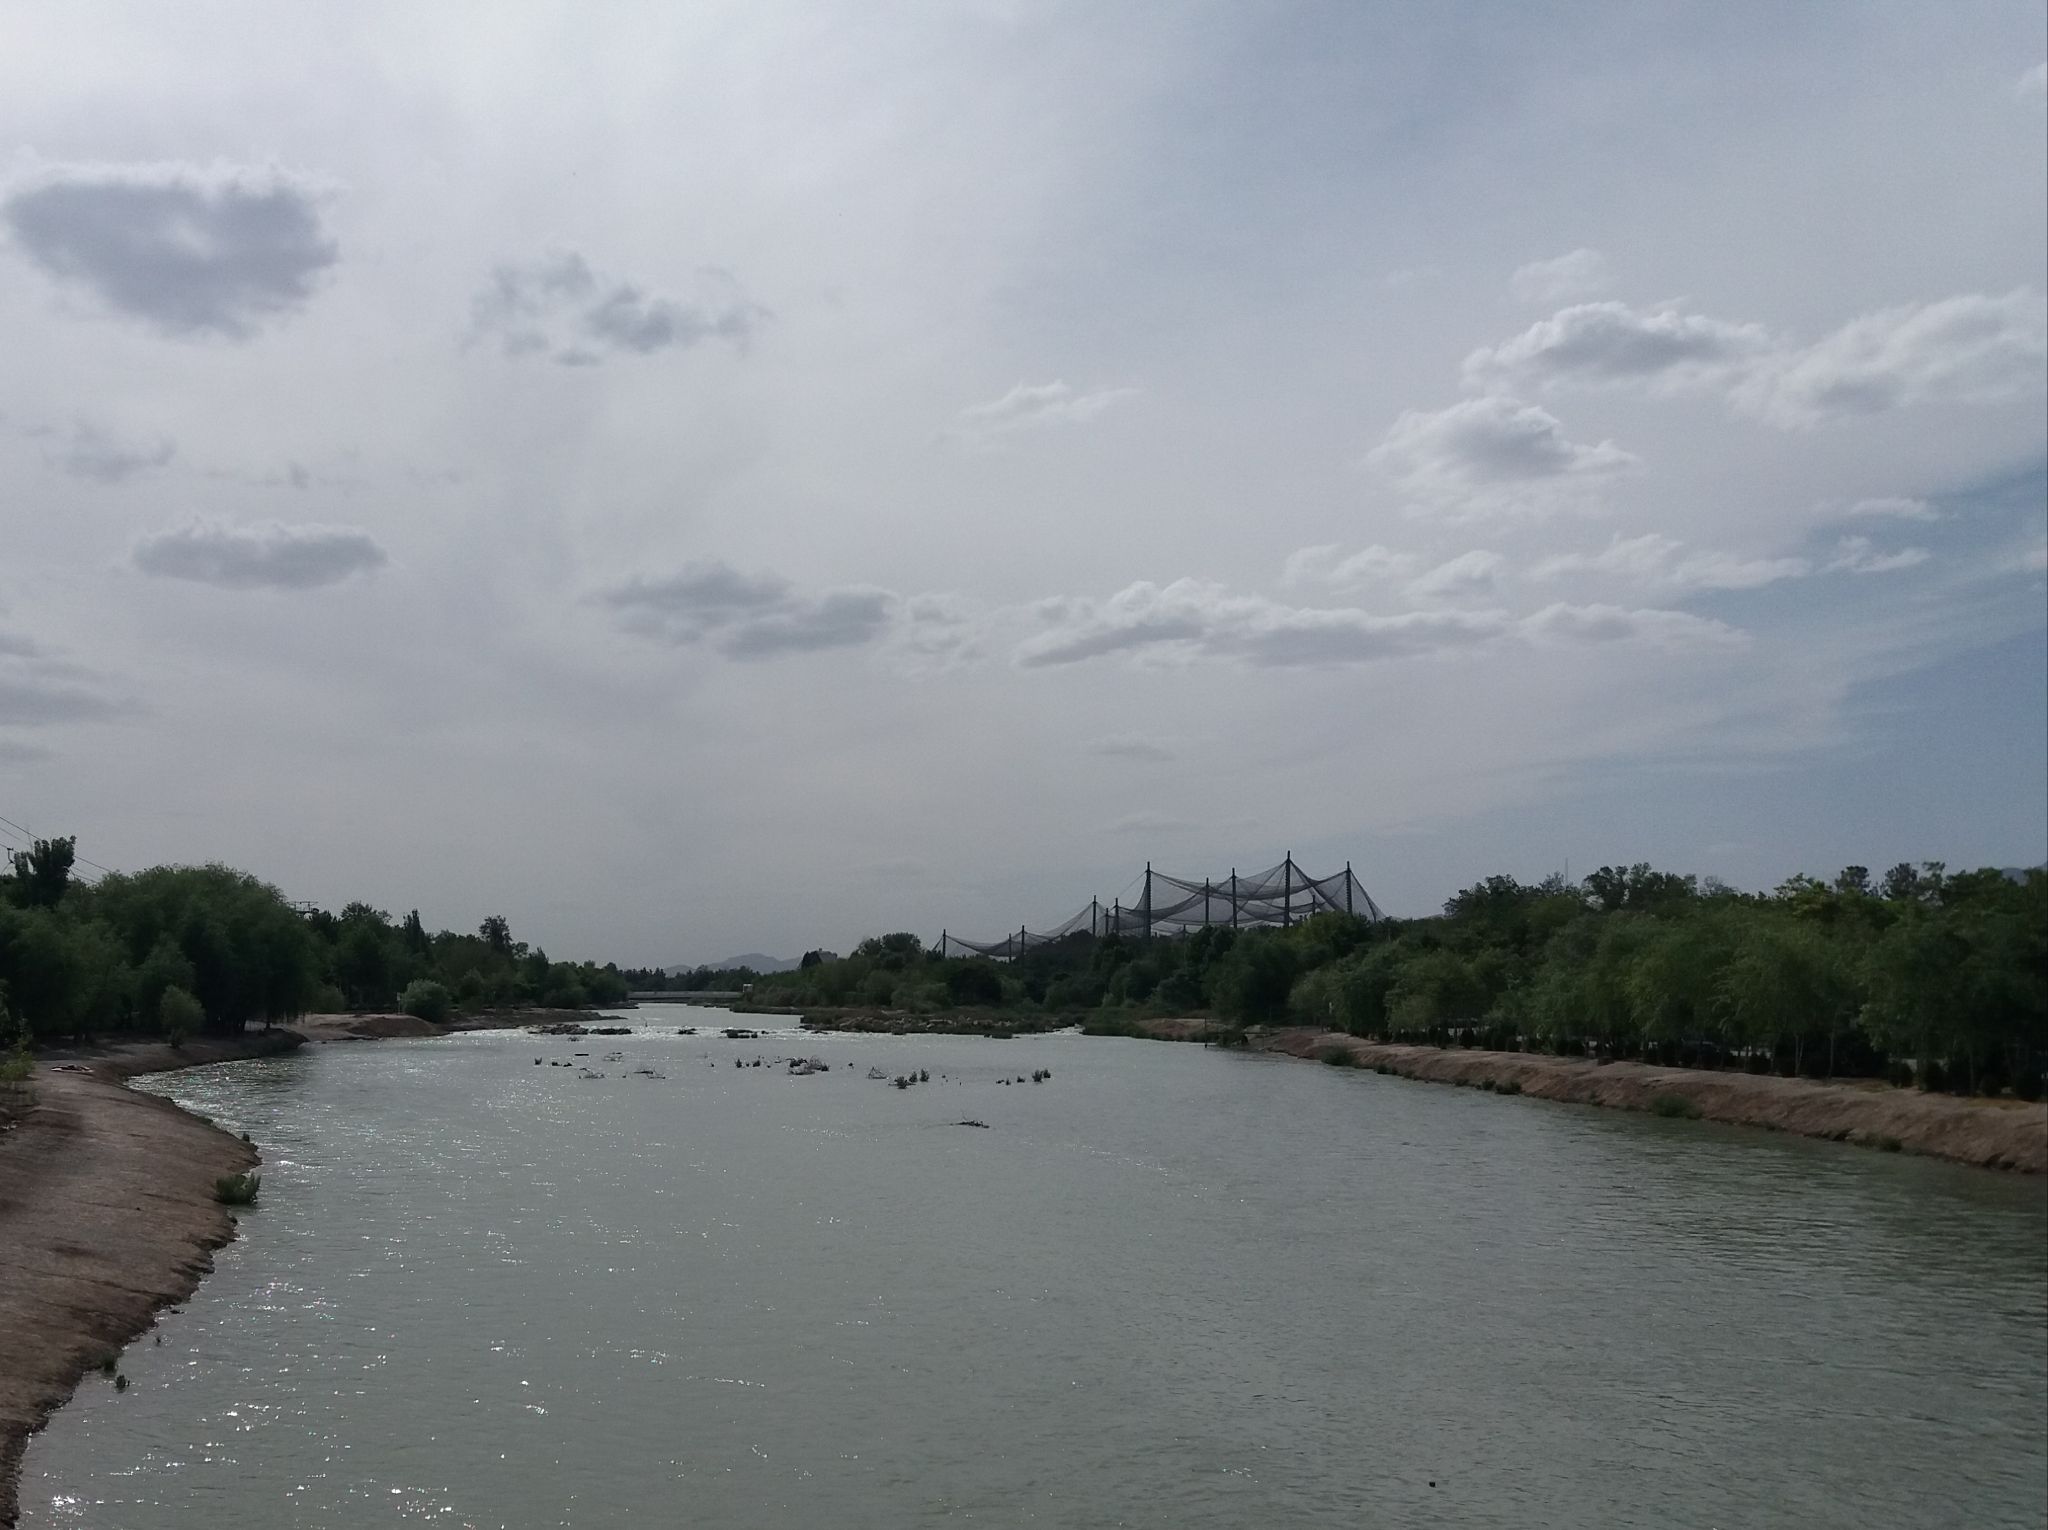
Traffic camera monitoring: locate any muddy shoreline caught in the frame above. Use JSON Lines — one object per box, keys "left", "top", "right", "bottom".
{"left": 1242, "top": 1027, "right": 2048, "bottom": 1173}
{"left": 0, "top": 1008, "right": 591, "bottom": 1527}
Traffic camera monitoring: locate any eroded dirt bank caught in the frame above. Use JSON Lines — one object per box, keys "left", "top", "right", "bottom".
{"left": 1251, "top": 1028, "right": 2048, "bottom": 1173}
{"left": 0, "top": 1031, "right": 298, "bottom": 1526}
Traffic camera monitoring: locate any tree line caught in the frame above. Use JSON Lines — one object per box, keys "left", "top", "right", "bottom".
{"left": 0, "top": 836, "right": 628, "bottom": 1045}
{"left": 751, "top": 861, "right": 2047, "bottom": 1098}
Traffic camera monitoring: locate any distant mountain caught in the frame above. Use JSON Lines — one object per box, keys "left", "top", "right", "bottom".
{"left": 664, "top": 952, "right": 800, "bottom": 975}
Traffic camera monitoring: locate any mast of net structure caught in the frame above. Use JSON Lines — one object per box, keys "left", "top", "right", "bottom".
{"left": 1142, "top": 862, "right": 1153, "bottom": 941}
{"left": 1282, "top": 851, "right": 1295, "bottom": 927}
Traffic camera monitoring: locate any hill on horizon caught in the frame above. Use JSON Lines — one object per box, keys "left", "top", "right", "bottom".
{"left": 663, "top": 952, "right": 800, "bottom": 976}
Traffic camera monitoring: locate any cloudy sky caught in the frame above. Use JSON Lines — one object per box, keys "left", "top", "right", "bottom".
{"left": 2, "top": 2, "right": 2043, "bottom": 963}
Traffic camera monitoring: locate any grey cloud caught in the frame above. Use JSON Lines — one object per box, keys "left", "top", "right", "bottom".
{"left": 1103, "top": 811, "right": 1197, "bottom": 835}
{"left": 470, "top": 252, "right": 766, "bottom": 365}
{"left": 0, "top": 738, "right": 53, "bottom": 763}
{"left": 132, "top": 518, "right": 388, "bottom": 590}
{"left": 952, "top": 380, "right": 1136, "bottom": 442}
{"left": 3, "top": 163, "right": 337, "bottom": 338}
{"left": 40, "top": 420, "right": 175, "bottom": 483}
{"left": 0, "top": 633, "right": 128, "bottom": 727}
{"left": 1509, "top": 248, "right": 1611, "bottom": 304}
{"left": 602, "top": 562, "right": 896, "bottom": 660}
{"left": 1087, "top": 734, "right": 1177, "bottom": 762}
{"left": 2020, "top": 62, "right": 2046, "bottom": 100}
{"left": 1367, "top": 396, "right": 1636, "bottom": 515}
{"left": 1466, "top": 302, "right": 1771, "bottom": 391}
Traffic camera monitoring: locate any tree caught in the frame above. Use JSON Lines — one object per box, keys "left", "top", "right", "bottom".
{"left": 480, "top": 915, "right": 513, "bottom": 955}
{"left": 159, "top": 985, "right": 203, "bottom": 1046}
{"left": 399, "top": 979, "right": 451, "bottom": 1025}
{"left": 7, "top": 837, "right": 76, "bottom": 909}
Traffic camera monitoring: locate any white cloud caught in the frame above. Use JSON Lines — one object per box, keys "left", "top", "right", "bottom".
{"left": 1016, "top": 578, "right": 1510, "bottom": 668}
{"left": 1839, "top": 496, "right": 1940, "bottom": 522}
{"left": 1468, "top": 292, "right": 2046, "bottom": 428}
{"left": 1531, "top": 532, "right": 1807, "bottom": 590}
{"left": 1520, "top": 602, "right": 1745, "bottom": 648}
{"left": 1281, "top": 543, "right": 1420, "bottom": 588}
{"left": 1825, "top": 536, "right": 1931, "bottom": 575}
{"left": 951, "top": 380, "right": 1136, "bottom": 441}
{"left": 1014, "top": 575, "right": 1743, "bottom": 668}
{"left": 1465, "top": 301, "right": 1771, "bottom": 392}
{"left": 1366, "top": 395, "right": 1637, "bottom": 516}
{"left": 3, "top": 161, "right": 336, "bottom": 338}
{"left": 1530, "top": 532, "right": 1684, "bottom": 582}
{"left": 469, "top": 252, "right": 766, "bottom": 366}
{"left": 1741, "top": 289, "right": 2047, "bottom": 426}
{"left": 1406, "top": 549, "right": 1505, "bottom": 602}
{"left": 1509, "top": 247, "right": 1611, "bottom": 304}
{"left": 132, "top": 518, "right": 388, "bottom": 590}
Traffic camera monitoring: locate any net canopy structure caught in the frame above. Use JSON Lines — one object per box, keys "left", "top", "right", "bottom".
{"left": 939, "top": 856, "right": 1385, "bottom": 960}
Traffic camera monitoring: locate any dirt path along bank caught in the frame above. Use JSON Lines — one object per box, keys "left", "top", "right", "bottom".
{"left": 1259, "top": 1029, "right": 2048, "bottom": 1173}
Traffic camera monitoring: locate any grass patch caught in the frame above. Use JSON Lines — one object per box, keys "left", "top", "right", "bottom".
{"left": 1318, "top": 1045, "right": 1361, "bottom": 1067}
{"left": 213, "top": 1172, "right": 261, "bottom": 1206}
{"left": 1498, "top": 1078, "right": 1523, "bottom": 1096}
{"left": 1648, "top": 1093, "right": 1702, "bottom": 1120}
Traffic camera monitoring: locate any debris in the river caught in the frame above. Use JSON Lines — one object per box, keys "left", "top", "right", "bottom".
{"left": 956, "top": 1119, "right": 990, "bottom": 1129}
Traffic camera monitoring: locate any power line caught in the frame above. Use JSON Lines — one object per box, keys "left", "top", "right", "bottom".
{"left": 0, "top": 812, "right": 117, "bottom": 878}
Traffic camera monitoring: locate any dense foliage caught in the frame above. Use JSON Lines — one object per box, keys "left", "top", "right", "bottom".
{"left": 0, "top": 836, "right": 628, "bottom": 1042}
{"left": 754, "top": 863, "right": 2047, "bottom": 1098}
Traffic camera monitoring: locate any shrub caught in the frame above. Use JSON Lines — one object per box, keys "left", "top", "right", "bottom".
{"left": 159, "top": 985, "right": 203, "bottom": 1047}
{"left": 1648, "top": 1092, "right": 1702, "bottom": 1120}
{"left": 1498, "top": 1078, "right": 1524, "bottom": 1096}
{"left": 214, "top": 1172, "right": 261, "bottom": 1205}
{"left": 1318, "top": 1044, "right": 1359, "bottom": 1067}
{"left": 399, "top": 980, "right": 451, "bottom": 1026}
{"left": 1876, "top": 1134, "right": 1904, "bottom": 1153}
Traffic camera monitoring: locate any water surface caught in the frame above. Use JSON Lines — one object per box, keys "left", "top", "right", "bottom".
{"left": 22, "top": 1011, "right": 2048, "bottom": 1528}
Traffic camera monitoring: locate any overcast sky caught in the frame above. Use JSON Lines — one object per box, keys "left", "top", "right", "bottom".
{"left": 2, "top": 1, "right": 2043, "bottom": 964}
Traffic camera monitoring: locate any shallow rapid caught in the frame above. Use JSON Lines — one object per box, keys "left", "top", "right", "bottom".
{"left": 21, "top": 1010, "right": 2048, "bottom": 1528}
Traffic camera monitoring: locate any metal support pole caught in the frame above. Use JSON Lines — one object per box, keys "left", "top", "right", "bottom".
{"left": 1092, "top": 897, "right": 1099, "bottom": 938}
{"left": 941, "top": 929, "right": 947, "bottom": 958}
{"left": 1230, "top": 870, "right": 1238, "bottom": 929}
{"left": 1203, "top": 880, "right": 1212, "bottom": 928}
{"left": 1284, "top": 852, "right": 1294, "bottom": 927}
{"left": 1345, "top": 862, "right": 1354, "bottom": 918}
{"left": 1143, "top": 862, "right": 1153, "bottom": 941}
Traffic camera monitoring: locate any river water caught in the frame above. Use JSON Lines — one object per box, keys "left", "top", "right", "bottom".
{"left": 20, "top": 1010, "right": 2048, "bottom": 1528}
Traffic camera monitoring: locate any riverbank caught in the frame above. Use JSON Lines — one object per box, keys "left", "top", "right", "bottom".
{"left": 0, "top": 1029, "right": 303, "bottom": 1525}
{"left": 1248, "top": 1028, "right": 2048, "bottom": 1173}
{"left": 0, "top": 1007, "right": 599, "bottom": 1526}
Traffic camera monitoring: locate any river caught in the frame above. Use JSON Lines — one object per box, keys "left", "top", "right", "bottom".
{"left": 19, "top": 1010, "right": 2048, "bottom": 1528}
